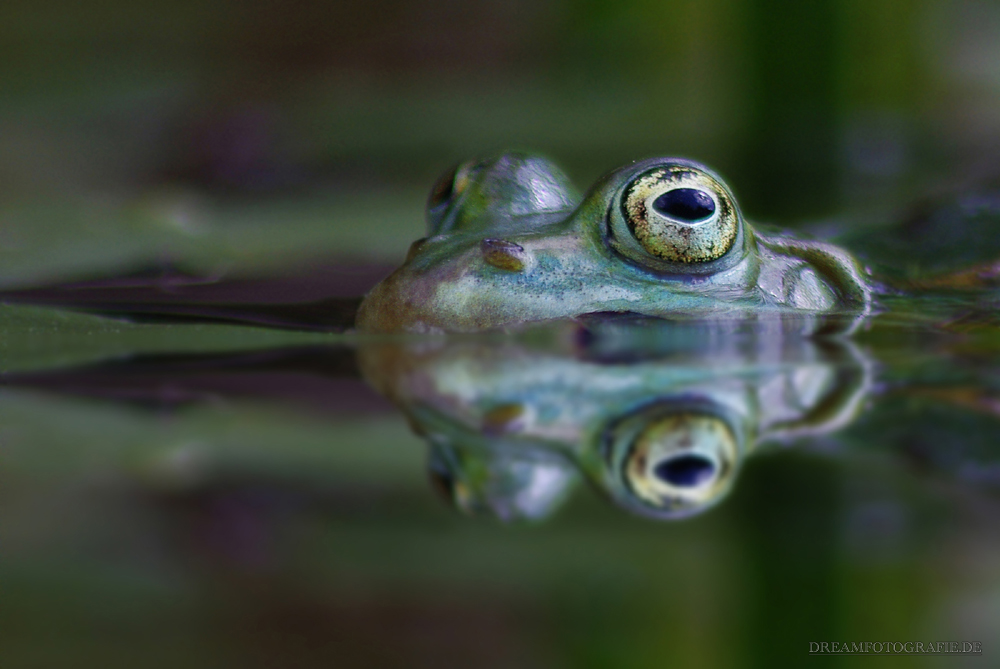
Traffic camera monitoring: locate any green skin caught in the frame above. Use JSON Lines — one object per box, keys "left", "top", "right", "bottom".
{"left": 357, "top": 152, "right": 873, "bottom": 334}
{"left": 359, "top": 322, "right": 871, "bottom": 521}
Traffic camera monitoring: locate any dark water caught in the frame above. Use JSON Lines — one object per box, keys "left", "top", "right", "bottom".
{"left": 1, "top": 270, "right": 998, "bottom": 668}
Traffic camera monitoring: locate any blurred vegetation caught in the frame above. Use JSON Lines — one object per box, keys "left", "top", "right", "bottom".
{"left": 2, "top": 0, "right": 1000, "bottom": 284}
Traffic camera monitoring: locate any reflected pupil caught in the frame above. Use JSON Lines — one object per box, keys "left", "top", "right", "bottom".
{"left": 652, "top": 188, "right": 715, "bottom": 222}
{"left": 654, "top": 455, "right": 716, "bottom": 487}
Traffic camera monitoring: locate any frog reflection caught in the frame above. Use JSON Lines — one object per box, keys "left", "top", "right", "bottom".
{"left": 360, "top": 320, "right": 872, "bottom": 521}
{"left": 357, "top": 152, "right": 872, "bottom": 334}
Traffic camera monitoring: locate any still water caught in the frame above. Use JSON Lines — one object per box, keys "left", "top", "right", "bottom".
{"left": 0, "top": 264, "right": 998, "bottom": 668}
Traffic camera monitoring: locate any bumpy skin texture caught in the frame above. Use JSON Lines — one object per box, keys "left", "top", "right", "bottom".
{"left": 356, "top": 152, "right": 872, "bottom": 334}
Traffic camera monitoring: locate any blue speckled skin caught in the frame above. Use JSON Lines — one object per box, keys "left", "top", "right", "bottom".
{"left": 357, "top": 152, "right": 872, "bottom": 334}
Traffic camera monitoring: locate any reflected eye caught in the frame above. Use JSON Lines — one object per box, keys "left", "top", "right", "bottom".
{"left": 623, "top": 413, "right": 733, "bottom": 506}
{"left": 601, "top": 404, "right": 741, "bottom": 519}
{"left": 428, "top": 451, "right": 459, "bottom": 502}
{"left": 617, "top": 163, "right": 741, "bottom": 266}
{"left": 427, "top": 446, "right": 475, "bottom": 514}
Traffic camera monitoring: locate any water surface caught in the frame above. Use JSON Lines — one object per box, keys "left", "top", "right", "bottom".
{"left": 0, "top": 270, "right": 997, "bottom": 668}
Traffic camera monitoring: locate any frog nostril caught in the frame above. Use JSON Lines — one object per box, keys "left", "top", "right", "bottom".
{"left": 481, "top": 238, "right": 526, "bottom": 272}
{"left": 652, "top": 188, "right": 716, "bottom": 223}
{"left": 653, "top": 454, "right": 716, "bottom": 487}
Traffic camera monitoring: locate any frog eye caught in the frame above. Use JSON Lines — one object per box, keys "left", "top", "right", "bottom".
{"left": 428, "top": 164, "right": 459, "bottom": 210}
{"left": 426, "top": 162, "right": 477, "bottom": 235}
{"left": 615, "top": 162, "right": 741, "bottom": 267}
{"left": 601, "top": 405, "right": 740, "bottom": 519}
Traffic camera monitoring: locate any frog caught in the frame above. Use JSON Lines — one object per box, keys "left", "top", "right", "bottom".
{"left": 9, "top": 150, "right": 997, "bottom": 337}
{"left": 356, "top": 151, "right": 873, "bottom": 335}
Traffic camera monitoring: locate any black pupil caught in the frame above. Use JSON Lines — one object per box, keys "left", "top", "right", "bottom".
{"left": 654, "top": 455, "right": 716, "bottom": 487}
{"left": 652, "top": 188, "right": 715, "bottom": 222}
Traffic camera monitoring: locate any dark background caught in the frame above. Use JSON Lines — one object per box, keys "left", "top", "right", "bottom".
{"left": 2, "top": 0, "right": 999, "bottom": 272}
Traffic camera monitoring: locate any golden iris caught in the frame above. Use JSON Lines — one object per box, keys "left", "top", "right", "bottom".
{"left": 622, "top": 166, "right": 739, "bottom": 263}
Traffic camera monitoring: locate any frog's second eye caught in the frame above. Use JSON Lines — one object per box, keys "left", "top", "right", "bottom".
{"left": 618, "top": 164, "right": 740, "bottom": 266}
{"left": 428, "top": 164, "right": 460, "bottom": 212}
{"left": 426, "top": 162, "right": 480, "bottom": 235}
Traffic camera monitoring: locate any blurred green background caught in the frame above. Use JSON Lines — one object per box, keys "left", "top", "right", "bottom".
{"left": 2, "top": 0, "right": 1000, "bottom": 284}
{"left": 2, "top": 1, "right": 1000, "bottom": 667}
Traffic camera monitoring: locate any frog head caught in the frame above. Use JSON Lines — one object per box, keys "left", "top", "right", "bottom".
{"left": 356, "top": 151, "right": 872, "bottom": 334}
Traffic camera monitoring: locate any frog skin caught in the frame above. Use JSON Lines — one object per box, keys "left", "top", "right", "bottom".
{"left": 356, "top": 152, "right": 872, "bottom": 334}
{"left": 358, "top": 320, "right": 872, "bottom": 521}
